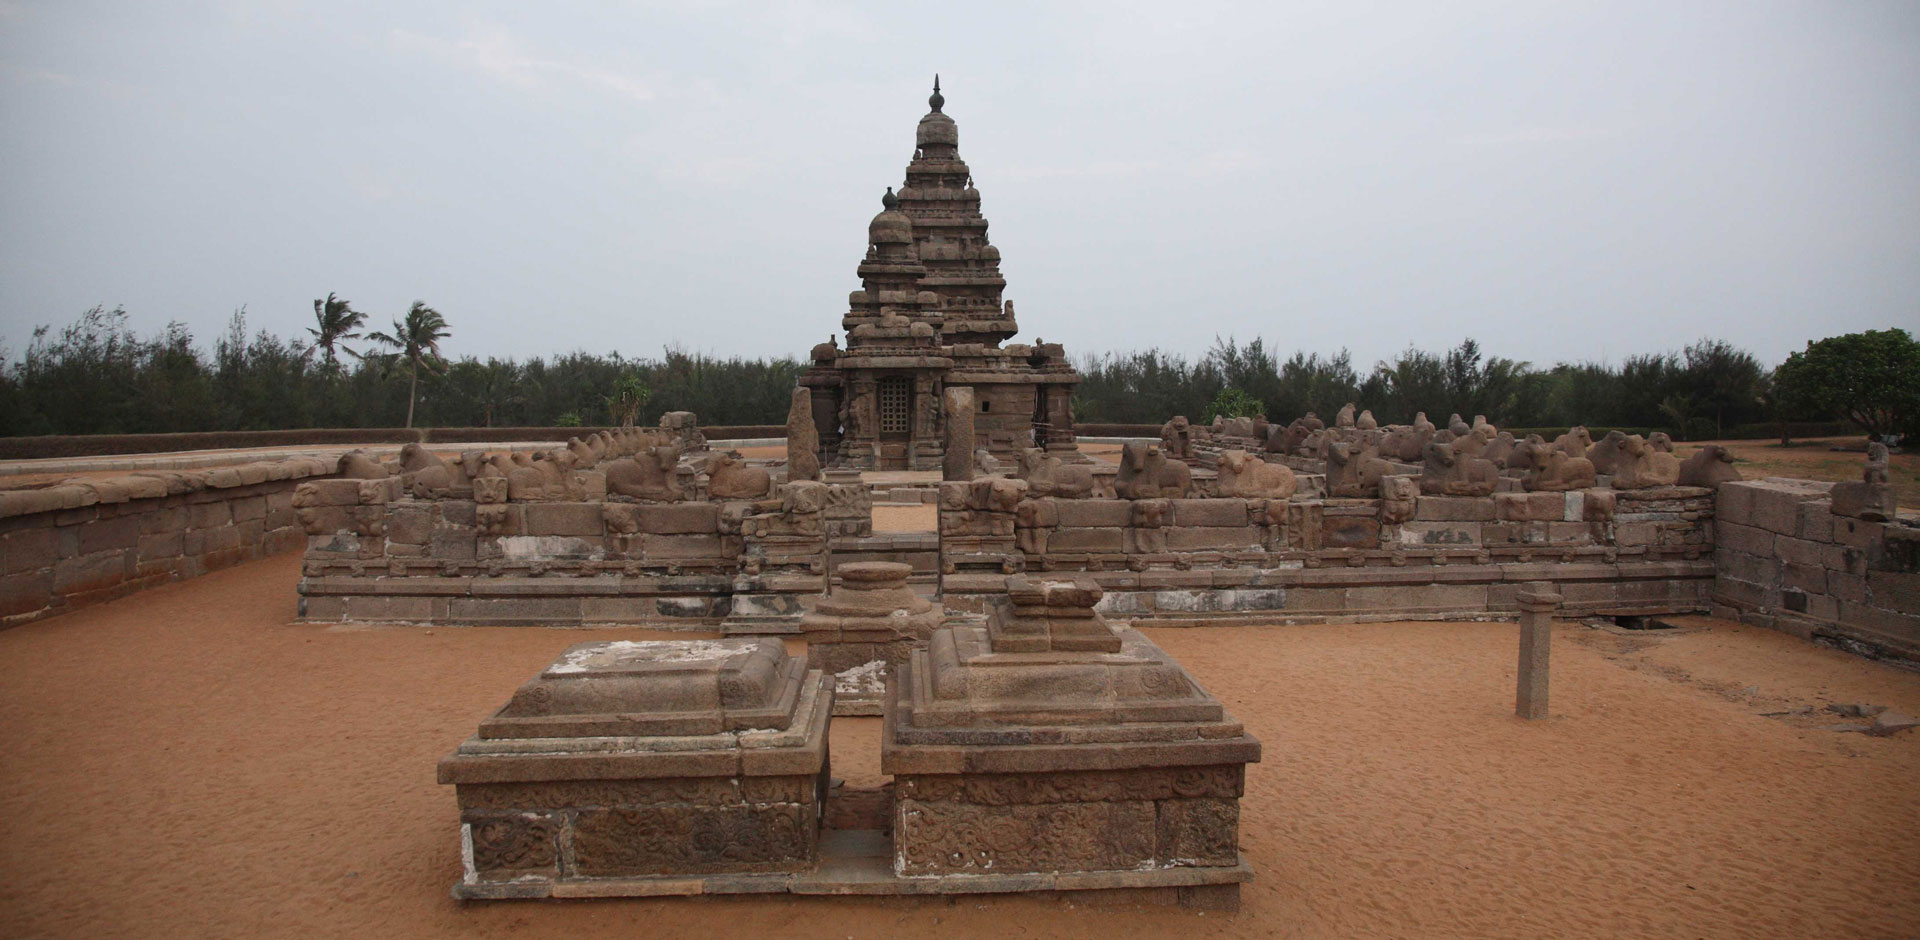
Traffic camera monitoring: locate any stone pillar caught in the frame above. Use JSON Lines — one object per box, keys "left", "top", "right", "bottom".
{"left": 1516, "top": 583, "right": 1561, "bottom": 720}
{"left": 786, "top": 387, "right": 821, "bottom": 482}
{"left": 943, "top": 386, "right": 974, "bottom": 482}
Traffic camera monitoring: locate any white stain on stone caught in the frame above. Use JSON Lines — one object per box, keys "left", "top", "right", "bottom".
{"left": 547, "top": 639, "right": 739, "bottom": 673}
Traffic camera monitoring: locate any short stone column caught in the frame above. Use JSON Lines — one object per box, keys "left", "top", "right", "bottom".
{"left": 1515, "top": 584, "right": 1561, "bottom": 720}
{"left": 799, "top": 561, "right": 940, "bottom": 715}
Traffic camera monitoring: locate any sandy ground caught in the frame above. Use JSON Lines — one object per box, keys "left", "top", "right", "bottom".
{"left": 1, "top": 553, "right": 1917, "bottom": 939}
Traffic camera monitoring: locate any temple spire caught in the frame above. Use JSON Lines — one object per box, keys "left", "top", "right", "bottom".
{"left": 929, "top": 74, "right": 944, "bottom": 112}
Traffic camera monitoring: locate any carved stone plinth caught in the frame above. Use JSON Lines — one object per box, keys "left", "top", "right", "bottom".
{"left": 437, "top": 638, "right": 832, "bottom": 896}
{"left": 800, "top": 561, "right": 941, "bottom": 715}
{"left": 883, "top": 581, "right": 1259, "bottom": 900}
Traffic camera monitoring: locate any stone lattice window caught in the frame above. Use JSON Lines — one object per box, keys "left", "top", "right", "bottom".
{"left": 879, "top": 377, "right": 911, "bottom": 435}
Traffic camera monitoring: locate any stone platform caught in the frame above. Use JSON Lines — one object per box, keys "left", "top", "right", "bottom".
{"left": 452, "top": 828, "right": 1247, "bottom": 909}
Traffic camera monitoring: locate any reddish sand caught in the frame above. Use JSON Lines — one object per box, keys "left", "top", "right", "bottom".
{"left": 2, "top": 554, "right": 1918, "bottom": 939}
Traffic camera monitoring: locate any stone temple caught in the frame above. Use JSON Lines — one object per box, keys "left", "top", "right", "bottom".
{"left": 801, "top": 78, "right": 1082, "bottom": 471}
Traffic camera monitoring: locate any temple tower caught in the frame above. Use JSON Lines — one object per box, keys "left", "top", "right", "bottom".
{"left": 801, "top": 79, "right": 1080, "bottom": 471}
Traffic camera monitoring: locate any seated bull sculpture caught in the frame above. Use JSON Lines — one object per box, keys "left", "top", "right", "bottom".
{"left": 337, "top": 449, "right": 390, "bottom": 480}
{"left": 1586, "top": 430, "right": 1630, "bottom": 475}
{"left": 1335, "top": 402, "right": 1357, "bottom": 429}
{"left": 1018, "top": 447, "right": 1095, "bottom": 498}
{"left": 1509, "top": 440, "right": 1596, "bottom": 492}
{"left": 1325, "top": 440, "right": 1393, "bottom": 498}
{"left": 1115, "top": 441, "right": 1191, "bottom": 499}
{"left": 605, "top": 443, "right": 685, "bottom": 502}
{"left": 1356, "top": 409, "right": 1378, "bottom": 430}
{"left": 1610, "top": 435, "right": 1680, "bottom": 490}
{"left": 1419, "top": 440, "right": 1499, "bottom": 497}
{"left": 397, "top": 442, "right": 455, "bottom": 497}
{"left": 708, "top": 451, "right": 773, "bottom": 499}
{"left": 1677, "top": 444, "right": 1741, "bottom": 488}
{"left": 1552, "top": 426, "right": 1594, "bottom": 459}
{"left": 1216, "top": 450, "right": 1297, "bottom": 499}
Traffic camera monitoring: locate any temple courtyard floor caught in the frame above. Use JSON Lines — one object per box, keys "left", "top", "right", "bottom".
{"left": 2, "top": 552, "right": 1917, "bottom": 939}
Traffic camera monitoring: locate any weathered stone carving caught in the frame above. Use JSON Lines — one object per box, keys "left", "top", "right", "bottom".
{"left": 1356, "top": 409, "right": 1378, "bottom": 430}
{"left": 1335, "top": 402, "right": 1357, "bottom": 428}
{"left": 1418, "top": 440, "right": 1499, "bottom": 496}
{"left": 398, "top": 442, "right": 454, "bottom": 497}
{"left": 1648, "top": 431, "right": 1674, "bottom": 453}
{"left": 1677, "top": 444, "right": 1741, "bottom": 488}
{"left": 1610, "top": 435, "right": 1680, "bottom": 490}
{"left": 1325, "top": 440, "right": 1392, "bottom": 498}
{"left": 338, "top": 449, "right": 390, "bottom": 479}
{"left": 1216, "top": 450, "right": 1297, "bottom": 499}
{"left": 786, "top": 387, "right": 821, "bottom": 483}
{"left": 1480, "top": 431, "right": 1517, "bottom": 467}
{"left": 1510, "top": 440, "right": 1597, "bottom": 492}
{"left": 708, "top": 452, "right": 773, "bottom": 500}
{"left": 1552, "top": 426, "right": 1593, "bottom": 459}
{"left": 1160, "top": 416, "right": 1196, "bottom": 460}
{"left": 1586, "top": 430, "right": 1630, "bottom": 476}
{"left": 1115, "top": 441, "right": 1191, "bottom": 499}
{"left": 1018, "top": 447, "right": 1095, "bottom": 498}
{"left": 1866, "top": 441, "right": 1890, "bottom": 484}
{"left": 605, "top": 444, "right": 685, "bottom": 502}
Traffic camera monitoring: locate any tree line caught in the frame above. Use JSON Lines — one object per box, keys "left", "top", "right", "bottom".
{"left": 1073, "top": 331, "right": 1916, "bottom": 441}
{"left": 0, "top": 302, "right": 1912, "bottom": 442}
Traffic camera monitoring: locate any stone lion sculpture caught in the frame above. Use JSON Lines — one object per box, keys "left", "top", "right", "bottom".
{"left": 1115, "top": 441, "right": 1191, "bottom": 499}
{"left": 1677, "top": 444, "right": 1741, "bottom": 488}
{"left": 1419, "top": 440, "right": 1499, "bottom": 497}
{"left": 1325, "top": 440, "right": 1393, "bottom": 498}
{"left": 1216, "top": 450, "right": 1297, "bottom": 500}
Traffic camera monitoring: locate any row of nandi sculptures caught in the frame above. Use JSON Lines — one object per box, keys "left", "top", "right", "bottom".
{"left": 328, "top": 423, "right": 777, "bottom": 504}
{"left": 1160, "top": 403, "right": 1743, "bottom": 499}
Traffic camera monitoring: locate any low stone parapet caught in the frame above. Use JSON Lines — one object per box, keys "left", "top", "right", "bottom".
{"left": 0, "top": 456, "right": 333, "bottom": 626}
{"left": 1713, "top": 478, "right": 1919, "bottom": 661}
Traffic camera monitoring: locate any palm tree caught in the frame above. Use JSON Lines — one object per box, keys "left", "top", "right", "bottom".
{"left": 307, "top": 293, "right": 367, "bottom": 371}
{"left": 365, "top": 301, "right": 451, "bottom": 428}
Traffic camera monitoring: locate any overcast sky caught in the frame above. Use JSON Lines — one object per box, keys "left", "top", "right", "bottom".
{"left": 2, "top": 1, "right": 1915, "bottom": 372}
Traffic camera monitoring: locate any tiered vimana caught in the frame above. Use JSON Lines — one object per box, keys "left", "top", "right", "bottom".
{"left": 883, "top": 576, "right": 1262, "bottom": 910}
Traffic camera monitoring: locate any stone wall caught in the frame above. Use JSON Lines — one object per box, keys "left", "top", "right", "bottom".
{"left": 940, "top": 480, "right": 1715, "bottom": 622}
{"left": 0, "top": 457, "right": 334, "bottom": 626}
{"left": 1712, "top": 478, "right": 1920, "bottom": 660}
{"left": 296, "top": 475, "right": 857, "bottom": 628}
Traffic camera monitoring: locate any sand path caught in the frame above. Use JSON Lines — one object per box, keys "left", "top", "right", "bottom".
{"left": 1, "top": 553, "right": 1916, "bottom": 938}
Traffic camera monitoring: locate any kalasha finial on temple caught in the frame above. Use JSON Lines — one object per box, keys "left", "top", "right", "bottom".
{"left": 882, "top": 186, "right": 898, "bottom": 210}
{"left": 929, "top": 74, "right": 944, "bottom": 112}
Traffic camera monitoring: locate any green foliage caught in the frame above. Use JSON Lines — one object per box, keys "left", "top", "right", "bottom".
{"left": 604, "top": 373, "right": 652, "bottom": 427}
{"left": 0, "top": 307, "right": 1887, "bottom": 440}
{"left": 1772, "top": 328, "right": 1920, "bottom": 440}
{"left": 555, "top": 411, "right": 583, "bottom": 427}
{"left": 1203, "top": 387, "right": 1265, "bottom": 422}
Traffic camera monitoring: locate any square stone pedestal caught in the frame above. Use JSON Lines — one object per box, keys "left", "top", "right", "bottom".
{"left": 882, "top": 579, "right": 1260, "bottom": 903}
{"left": 437, "top": 638, "right": 833, "bottom": 897}
{"left": 798, "top": 561, "right": 941, "bottom": 715}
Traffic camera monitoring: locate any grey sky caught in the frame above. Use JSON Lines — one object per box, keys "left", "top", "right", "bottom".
{"left": 2, "top": 1, "right": 1915, "bottom": 372}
